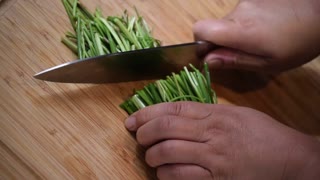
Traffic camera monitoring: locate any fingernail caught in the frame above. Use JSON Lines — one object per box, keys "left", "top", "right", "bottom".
{"left": 125, "top": 116, "right": 136, "bottom": 131}
{"left": 206, "top": 58, "right": 223, "bottom": 69}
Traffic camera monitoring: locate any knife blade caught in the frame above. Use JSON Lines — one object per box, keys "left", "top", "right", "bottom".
{"left": 34, "top": 41, "right": 216, "bottom": 83}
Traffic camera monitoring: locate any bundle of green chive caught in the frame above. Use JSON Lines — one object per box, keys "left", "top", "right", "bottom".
{"left": 61, "top": 0, "right": 217, "bottom": 115}
{"left": 61, "top": 0, "right": 161, "bottom": 59}
{"left": 120, "top": 63, "right": 217, "bottom": 115}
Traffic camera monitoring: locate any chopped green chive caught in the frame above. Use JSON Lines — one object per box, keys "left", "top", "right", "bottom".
{"left": 120, "top": 63, "right": 217, "bottom": 115}
{"left": 61, "top": 0, "right": 160, "bottom": 58}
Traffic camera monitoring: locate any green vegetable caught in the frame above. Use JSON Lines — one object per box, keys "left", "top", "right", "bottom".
{"left": 60, "top": 1, "right": 217, "bottom": 113}
{"left": 61, "top": 0, "right": 161, "bottom": 59}
{"left": 120, "top": 63, "right": 217, "bottom": 115}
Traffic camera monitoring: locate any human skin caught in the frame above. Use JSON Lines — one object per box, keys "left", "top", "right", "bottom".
{"left": 125, "top": 0, "right": 320, "bottom": 179}
{"left": 125, "top": 103, "right": 320, "bottom": 179}
{"left": 193, "top": 0, "right": 320, "bottom": 73}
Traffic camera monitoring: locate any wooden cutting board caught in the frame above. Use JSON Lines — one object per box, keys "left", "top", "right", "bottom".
{"left": 0, "top": 0, "right": 319, "bottom": 179}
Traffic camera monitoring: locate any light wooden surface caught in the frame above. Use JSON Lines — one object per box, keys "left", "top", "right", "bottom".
{"left": 0, "top": 0, "right": 319, "bottom": 179}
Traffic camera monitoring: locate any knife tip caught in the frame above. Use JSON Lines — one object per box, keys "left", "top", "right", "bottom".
{"left": 33, "top": 71, "right": 46, "bottom": 80}
{"left": 33, "top": 72, "right": 40, "bottom": 78}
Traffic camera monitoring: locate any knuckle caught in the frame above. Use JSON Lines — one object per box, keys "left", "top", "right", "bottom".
{"left": 159, "top": 116, "right": 175, "bottom": 131}
{"left": 197, "top": 123, "right": 210, "bottom": 142}
{"left": 158, "top": 141, "right": 177, "bottom": 158}
{"left": 145, "top": 141, "right": 177, "bottom": 167}
{"left": 168, "top": 102, "right": 184, "bottom": 116}
{"left": 134, "top": 107, "right": 151, "bottom": 124}
{"left": 198, "top": 119, "right": 213, "bottom": 136}
{"left": 159, "top": 141, "right": 174, "bottom": 155}
{"left": 206, "top": 132, "right": 229, "bottom": 156}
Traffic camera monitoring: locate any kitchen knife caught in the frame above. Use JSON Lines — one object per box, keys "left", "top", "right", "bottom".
{"left": 34, "top": 41, "right": 217, "bottom": 83}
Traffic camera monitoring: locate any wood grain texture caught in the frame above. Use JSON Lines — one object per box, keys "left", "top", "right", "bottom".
{"left": 0, "top": 0, "right": 319, "bottom": 179}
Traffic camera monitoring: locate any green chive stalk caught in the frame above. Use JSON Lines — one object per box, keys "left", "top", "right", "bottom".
{"left": 120, "top": 63, "right": 217, "bottom": 115}
{"left": 61, "top": 0, "right": 160, "bottom": 59}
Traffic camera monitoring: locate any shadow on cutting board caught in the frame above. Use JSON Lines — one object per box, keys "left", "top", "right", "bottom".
{"left": 210, "top": 66, "right": 320, "bottom": 136}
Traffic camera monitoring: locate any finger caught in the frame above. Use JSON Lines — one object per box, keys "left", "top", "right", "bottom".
{"left": 157, "top": 164, "right": 212, "bottom": 180}
{"left": 125, "top": 102, "right": 212, "bottom": 131}
{"left": 145, "top": 140, "right": 209, "bottom": 168}
{"left": 136, "top": 115, "right": 208, "bottom": 147}
{"left": 193, "top": 18, "right": 273, "bottom": 72}
{"left": 204, "top": 48, "right": 272, "bottom": 72}
{"left": 193, "top": 18, "right": 268, "bottom": 56}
